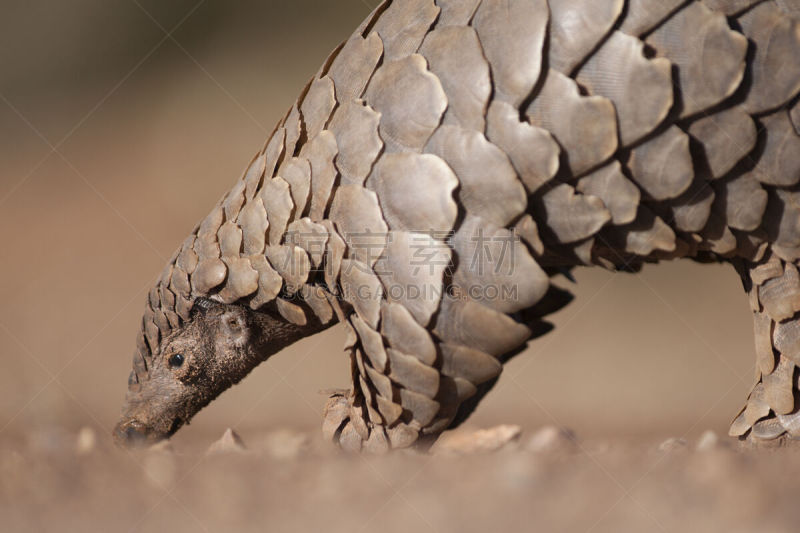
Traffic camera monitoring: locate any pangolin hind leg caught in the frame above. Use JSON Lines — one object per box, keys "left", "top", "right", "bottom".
{"left": 731, "top": 250, "right": 800, "bottom": 445}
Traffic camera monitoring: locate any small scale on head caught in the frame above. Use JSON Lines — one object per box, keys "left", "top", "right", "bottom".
{"left": 114, "top": 297, "right": 309, "bottom": 447}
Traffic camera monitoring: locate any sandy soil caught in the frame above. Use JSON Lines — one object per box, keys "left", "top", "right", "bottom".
{"left": 0, "top": 1, "right": 789, "bottom": 531}
{"left": 3, "top": 425, "right": 800, "bottom": 533}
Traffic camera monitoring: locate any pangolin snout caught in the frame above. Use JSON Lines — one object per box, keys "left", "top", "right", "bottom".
{"left": 113, "top": 419, "right": 153, "bottom": 447}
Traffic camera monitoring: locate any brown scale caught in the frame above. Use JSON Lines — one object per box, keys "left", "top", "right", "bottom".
{"left": 350, "top": 314, "right": 387, "bottom": 371}
{"left": 326, "top": 32, "right": 383, "bottom": 102}
{"left": 575, "top": 161, "right": 640, "bottom": 226}
{"left": 425, "top": 124, "right": 526, "bottom": 226}
{"left": 686, "top": 107, "right": 757, "bottom": 180}
{"left": 365, "top": 152, "right": 459, "bottom": 233}
{"left": 514, "top": 215, "right": 545, "bottom": 256}
{"left": 526, "top": 69, "right": 617, "bottom": 177}
{"left": 264, "top": 245, "right": 310, "bottom": 293}
{"left": 278, "top": 157, "right": 312, "bottom": 216}
{"left": 339, "top": 258, "right": 383, "bottom": 329}
{"left": 380, "top": 301, "right": 437, "bottom": 365}
{"left": 326, "top": 101, "right": 382, "bottom": 187}
{"left": 260, "top": 177, "right": 293, "bottom": 247}
{"left": 299, "top": 76, "right": 336, "bottom": 140}
{"left": 242, "top": 151, "right": 266, "bottom": 200}
{"left": 576, "top": 30, "right": 673, "bottom": 146}
{"left": 329, "top": 186, "right": 388, "bottom": 265}
{"left": 766, "top": 188, "right": 800, "bottom": 250}
{"left": 281, "top": 108, "right": 301, "bottom": 159}
{"left": 436, "top": 0, "right": 481, "bottom": 27}
{"left": 486, "top": 100, "right": 560, "bottom": 194}
{"left": 646, "top": 1, "right": 748, "bottom": 119}
{"left": 750, "top": 110, "right": 800, "bottom": 187}
{"left": 471, "top": 0, "right": 548, "bottom": 107}
{"left": 535, "top": 183, "right": 611, "bottom": 244}
{"left": 374, "top": 231, "right": 451, "bottom": 326}
{"left": 628, "top": 126, "right": 694, "bottom": 201}
{"left": 237, "top": 197, "right": 268, "bottom": 256}
{"left": 548, "top": 0, "right": 624, "bottom": 75}
{"left": 420, "top": 25, "right": 490, "bottom": 132}
{"left": 451, "top": 214, "right": 549, "bottom": 314}
{"left": 320, "top": 220, "right": 345, "bottom": 291}
{"left": 298, "top": 130, "right": 338, "bottom": 222}
{"left": 370, "top": 0, "right": 439, "bottom": 61}
{"left": 364, "top": 54, "right": 447, "bottom": 153}
{"left": 667, "top": 178, "right": 716, "bottom": 234}
{"left": 619, "top": 0, "right": 687, "bottom": 36}
{"left": 703, "top": 0, "right": 767, "bottom": 16}
{"left": 738, "top": 2, "right": 800, "bottom": 114}
{"left": 286, "top": 218, "right": 328, "bottom": 268}
{"left": 300, "top": 284, "right": 335, "bottom": 325}
{"left": 262, "top": 127, "right": 286, "bottom": 186}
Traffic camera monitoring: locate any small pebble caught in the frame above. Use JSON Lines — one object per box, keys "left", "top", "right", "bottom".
{"left": 658, "top": 437, "right": 688, "bottom": 453}
{"left": 206, "top": 428, "right": 247, "bottom": 455}
{"left": 472, "top": 425, "right": 522, "bottom": 451}
{"left": 696, "top": 430, "right": 725, "bottom": 451}
{"left": 526, "top": 426, "right": 576, "bottom": 453}
{"left": 75, "top": 427, "right": 97, "bottom": 455}
{"left": 434, "top": 424, "right": 522, "bottom": 454}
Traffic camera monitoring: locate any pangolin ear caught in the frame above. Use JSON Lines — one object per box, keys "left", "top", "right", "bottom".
{"left": 220, "top": 309, "right": 248, "bottom": 347}
{"left": 190, "top": 297, "right": 216, "bottom": 319}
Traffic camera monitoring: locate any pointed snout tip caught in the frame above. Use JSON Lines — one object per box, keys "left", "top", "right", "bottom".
{"left": 112, "top": 418, "right": 157, "bottom": 448}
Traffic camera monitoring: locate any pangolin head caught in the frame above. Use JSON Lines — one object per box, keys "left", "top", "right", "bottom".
{"left": 113, "top": 292, "right": 307, "bottom": 447}
{"left": 114, "top": 297, "right": 258, "bottom": 446}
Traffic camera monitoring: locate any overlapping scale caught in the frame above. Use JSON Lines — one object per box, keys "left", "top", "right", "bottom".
{"left": 365, "top": 54, "right": 447, "bottom": 153}
{"left": 526, "top": 69, "right": 617, "bottom": 177}
{"left": 738, "top": 3, "right": 800, "bottom": 114}
{"left": 548, "top": 0, "right": 624, "bottom": 75}
{"left": 425, "top": 125, "right": 526, "bottom": 227}
{"left": 646, "top": 1, "right": 747, "bottom": 119}
{"left": 576, "top": 31, "right": 673, "bottom": 146}
{"left": 327, "top": 101, "right": 383, "bottom": 187}
{"left": 419, "top": 25, "right": 490, "bottom": 132}
{"left": 472, "top": 0, "right": 549, "bottom": 107}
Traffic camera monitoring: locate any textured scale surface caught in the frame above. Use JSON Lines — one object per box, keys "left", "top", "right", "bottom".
{"left": 122, "top": 0, "right": 800, "bottom": 451}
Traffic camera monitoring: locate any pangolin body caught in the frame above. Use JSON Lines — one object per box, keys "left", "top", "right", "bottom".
{"left": 116, "top": 0, "right": 800, "bottom": 450}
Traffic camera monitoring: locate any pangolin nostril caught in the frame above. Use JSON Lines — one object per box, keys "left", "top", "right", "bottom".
{"left": 113, "top": 420, "right": 148, "bottom": 447}
{"left": 125, "top": 426, "right": 145, "bottom": 441}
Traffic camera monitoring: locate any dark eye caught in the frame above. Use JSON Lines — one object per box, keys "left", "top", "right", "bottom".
{"left": 168, "top": 353, "right": 185, "bottom": 368}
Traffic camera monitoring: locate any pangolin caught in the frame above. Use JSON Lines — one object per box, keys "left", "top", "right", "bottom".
{"left": 113, "top": 0, "right": 800, "bottom": 451}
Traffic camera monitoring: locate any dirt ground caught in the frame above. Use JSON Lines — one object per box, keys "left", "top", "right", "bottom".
{"left": 1, "top": 1, "right": 794, "bottom": 531}
{"left": 4, "top": 425, "right": 800, "bottom": 533}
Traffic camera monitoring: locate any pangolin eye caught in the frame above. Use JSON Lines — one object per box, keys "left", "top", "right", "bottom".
{"left": 168, "top": 353, "right": 185, "bottom": 368}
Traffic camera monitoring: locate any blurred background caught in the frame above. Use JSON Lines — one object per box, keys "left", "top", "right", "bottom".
{"left": 0, "top": 0, "right": 757, "bottom": 447}
{"left": 2, "top": 1, "right": 781, "bottom": 531}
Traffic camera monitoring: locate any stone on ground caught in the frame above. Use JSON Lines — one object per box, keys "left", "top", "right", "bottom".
{"left": 526, "top": 426, "right": 577, "bottom": 453}
{"left": 206, "top": 428, "right": 248, "bottom": 455}
{"left": 433, "top": 424, "right": 522, "bottom": 454}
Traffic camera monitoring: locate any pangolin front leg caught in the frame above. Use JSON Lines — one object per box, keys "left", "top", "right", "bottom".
{"left": 320, "top": 278, "right": 571, "bottom": 453}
